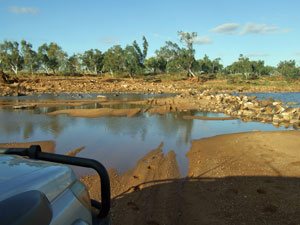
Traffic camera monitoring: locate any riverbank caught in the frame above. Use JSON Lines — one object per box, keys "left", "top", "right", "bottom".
{"left": 2, "top": 88, "right": 299, "bottom": 129}
{"left": 81, "top": 130, "right": 300, "bottom": 225}
{"left": 1, "top": 75, "right": 300, "bottom": 97}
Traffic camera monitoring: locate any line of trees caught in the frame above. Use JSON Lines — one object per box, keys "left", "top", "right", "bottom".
{"left": 0, "top": 32, "right": 299, "bottom": 79}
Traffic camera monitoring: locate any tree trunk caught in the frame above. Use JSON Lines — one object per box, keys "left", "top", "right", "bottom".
{"left": 11, "top": 64, "right": 18, "bottom": 75}
{"left": 188, "top": 69, "right": 196, "bottom": 77}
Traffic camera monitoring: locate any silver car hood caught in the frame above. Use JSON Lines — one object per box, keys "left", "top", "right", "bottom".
{"left": 0, "top": 155, "right": 76, "bottom": 202}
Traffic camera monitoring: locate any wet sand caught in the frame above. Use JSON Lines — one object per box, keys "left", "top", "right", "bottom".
{"left": 80, "top": 130, "right": 300, "bottom": 225}
{"left": 0, "top": 140, "right": 55, "bottom": 153}
{"left": 48, "top": 108, "right": 142, "bottom": 118}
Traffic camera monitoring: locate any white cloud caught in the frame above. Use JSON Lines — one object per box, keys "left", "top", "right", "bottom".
{"left": 240, "top": 23, "right": 281, "bottom": 35}
{"left": 193, "top": 36, "right": 213, "bottom": 45}
{"left": 211, "top": 23, "right": 240, "bottom": 34}
{"left": 9, "top": 6, "right": 39, "bottom": 14}
{"left": 246, "top": 52, "right": 269, "bottom": 58}
{"left": 295, "top": 52, "right": 300, "bottom": 56}
{"left": 212, "top": 22, "right": 289, "bottom": 36}
{"left": 100, "top": 36, "right": 119, "bottom": 45}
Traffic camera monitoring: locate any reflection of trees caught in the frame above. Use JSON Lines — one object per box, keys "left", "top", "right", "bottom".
{"left": 0, "top": 107, "right": 195, "bottom": 148}
{"left": 153, "top": 112, "right": 194, "bottom": 145}
{"left": 81, "top": 112, "right": 194, "bottom": 146}
{"left": 0, "top": 110, "right": 74, "bottom": 139}
{"left": 23, "top": 122, "right": 34, "bottom": 139}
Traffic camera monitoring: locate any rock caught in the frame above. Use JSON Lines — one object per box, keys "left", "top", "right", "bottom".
{"left": 258, "top": 114, "right": 273, "bottom": 123}
{"left": 241, "top": 109, "right": 256, "bottom": 117}
{"left": 97, "top": 95, "right": 107, "bottom": 100}
{"left": 275, "top": 104, "right": 285, "bottom": 114}
{"left": 273, "top": 115, "right": 281, "bottom": 124}
{"left": 289, "top": 119, "right": 300, "bottom": 124}
{"left": 281, "top": 112, "right": 294, "bottom": 121}
{"left": 272, "top": 101, "right": 282, "bottom": 106}
{"left": 265, "top": 105, "right": 276, "bottom": 114}
{"left": 243, "top": 102, "right": 255, "bottom": 110}
{"left": 260, "top": 100, "right": 272, "bottom": 107}
{"left": 284, "top": 107, "right": 297, "bottom": 114}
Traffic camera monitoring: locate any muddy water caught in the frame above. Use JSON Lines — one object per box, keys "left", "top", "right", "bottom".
{"left": 0, "top": 96, "right": 294, "bottom": 176}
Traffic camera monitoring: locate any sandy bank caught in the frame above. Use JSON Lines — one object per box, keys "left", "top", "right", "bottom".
{"left": 81, "top": 131, "right": 300, "bottom": 225}
{"left": 48, "top": 108, "right": 142, "bottom": 118}
{"left": 187, "top": 130, "right": 300, "bottom": 177}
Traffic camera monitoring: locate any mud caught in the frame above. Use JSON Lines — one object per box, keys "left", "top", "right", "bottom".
{"left": 0, "top": 140, "right": 55, "bottom": 153}
{"left": 81, "top": 131, "right": 300, "bottom": 225}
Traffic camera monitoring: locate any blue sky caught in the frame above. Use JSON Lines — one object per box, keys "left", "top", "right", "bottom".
{"left": 1, "top": 0, "right": 300, "bottom": 66}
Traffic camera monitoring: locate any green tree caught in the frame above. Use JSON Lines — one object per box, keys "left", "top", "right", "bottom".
{"left": 124, "top": 45, "right": 142, "bottom": 77}
{"left": 0, "top": 41, "right": 24, "bottom": 75}
{"left": 156, "top": 41, "right": 182, "bottom": 73}
{"left": 102, "top": 45, "right": 125, "bottom": 75}
{"left": 277, "top": 60, "right": 299, "bottom": 79}
{"left": 198, "top": 55, "right": 223, "bottom": 73}
{"left": 132, "top": 36, "right": 148, "bottom": 67}
{"left": 20, "top": 40, "right": 38, "bottom": 74}
{"left": 81, "top": 49, "right": 103, "bottom": 74}
{"left": 66, "top": 54, "right": 81, "bottom": 74}
{"left": 144, "top": 56, "right": 167, "bottom": 74}
{"left": 178, "top": 31, "right": 198, "bottom": 77}
{"left": 37, "top": 42, "right": 67, "bottom": 74}
{"left": 226, "top": 55, "right": 274, "bottom": 79}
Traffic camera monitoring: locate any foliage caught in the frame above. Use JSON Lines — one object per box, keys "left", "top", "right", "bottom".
{"left": 277, "top": 60, "right": 300, "bottom": 79}
{"left": 197, "top": 55, "right": 223, "bottom": 74}
{"left": 66, "top": 54, "right": 81, "bottom": 74}
{"left": 0, "top": 34, "right": 299, "bottom": 82}
{"left": 225, "top": 54, "right": 274, "bottom": 79}
{"left": 144, "top": 57, "right": 167, "bottom": 74}
{"left": 20, "top": 40, "right": 38, "bottom": 74}
{"left": 37, "top": 42, "right": 67, "bottom": 74}
{"left": 102, "top": 45, "right": 125, "bottom": 75}
{"left": 0, "top": 41, "right": 24, "bottom": 74}
{"left": 81, "top": 49, "right": 103, "bottom": 74}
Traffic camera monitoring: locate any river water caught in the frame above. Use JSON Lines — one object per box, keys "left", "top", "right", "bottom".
{"left": 242, "top": 92, "right": 300, "bottom": 107}
{"left": 0, "top": 93, "right": 297, "bottom": 175}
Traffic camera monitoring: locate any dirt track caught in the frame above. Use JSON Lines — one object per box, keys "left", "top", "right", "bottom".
{"left": 81, "top": 131, "right": 300, "bottom": 225}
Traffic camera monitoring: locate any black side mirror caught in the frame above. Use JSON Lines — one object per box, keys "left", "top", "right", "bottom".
{"left": 0, "top": 190, "right": 52, "bottom": 225}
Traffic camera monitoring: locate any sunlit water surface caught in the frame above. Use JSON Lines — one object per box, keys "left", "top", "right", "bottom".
{"left": 0, "top": 93, "right": 296, "bottom": 175}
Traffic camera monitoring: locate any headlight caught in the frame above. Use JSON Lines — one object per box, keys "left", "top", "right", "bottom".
{"left": 70, "top": 181, "right": 91, "bottom": 211}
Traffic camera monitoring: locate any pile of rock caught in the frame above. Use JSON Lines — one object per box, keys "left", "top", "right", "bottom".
{"left": 197, "top": 91, "right": 300, "bottom": 129}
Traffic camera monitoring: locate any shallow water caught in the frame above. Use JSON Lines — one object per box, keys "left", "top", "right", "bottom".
{"left": 242, "top": 92, "right": 300, "bottom": 107}
{"left": 0, "top": 99, "right": 293, "bottom": 175}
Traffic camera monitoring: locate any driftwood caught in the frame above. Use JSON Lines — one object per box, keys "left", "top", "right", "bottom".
{"left": 12, "top": 104, "right": 37, "bottom": 110}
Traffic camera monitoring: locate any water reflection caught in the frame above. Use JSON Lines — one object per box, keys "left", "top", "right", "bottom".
{"left": 0, "top": 105, "right": 292, "bottom": 176}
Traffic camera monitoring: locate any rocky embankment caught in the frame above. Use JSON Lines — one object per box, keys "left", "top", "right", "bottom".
{"left": 1, "top": 73, "right": 299, "bottom": 128}
{"left": 195, "top": 90, "right": 300, "bottom": 128}
{"left": 142, "top": 90, "right": 300, "bottom": 129}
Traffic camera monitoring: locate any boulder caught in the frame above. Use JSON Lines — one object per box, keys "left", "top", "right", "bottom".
{"left": 241, "top": 109, "right": 256, "bottom": 117}
{"left": 242, "top": 102, "right": 255, "bottom": 110}
{"left": 275, "top": 104, "right": 285, "bottom": 114}
{"left": 281, "top": 112, "right": 294, "bottom": 121}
